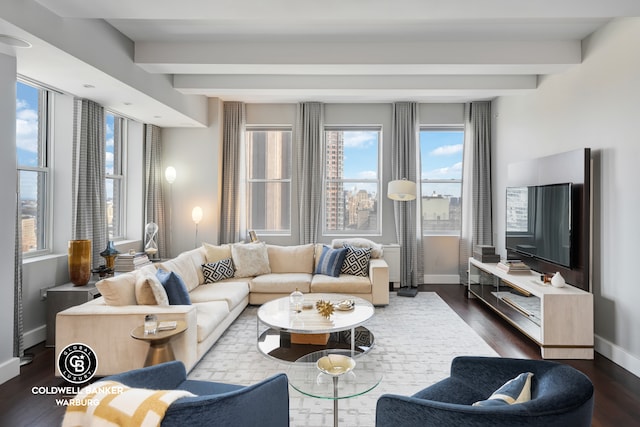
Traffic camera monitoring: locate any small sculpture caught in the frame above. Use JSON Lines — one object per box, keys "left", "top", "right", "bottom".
{"left": 316, "top": 299, "right": 335, "bottom": 319}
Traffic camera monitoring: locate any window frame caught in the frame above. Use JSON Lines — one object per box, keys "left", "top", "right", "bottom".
{"left": 322, "top": 125, "right": 382, "bottom": 237}
{"left": 244, "top": 126, "right": 293, "bottom": 235}
{"left": 17, "top": 79, "right": 52, "bottom": 257}
{"left": 105, "top": 111, "right": 127, "bottom": 240}
{"left": 420, "top": 125, "right": 465, "bottom": 236}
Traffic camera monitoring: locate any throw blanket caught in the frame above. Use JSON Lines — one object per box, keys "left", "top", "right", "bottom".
{"left": 62, "top": 380, "right": 195, "bottom": 427}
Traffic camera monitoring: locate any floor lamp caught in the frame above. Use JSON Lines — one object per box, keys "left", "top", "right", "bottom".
{"left": 165, "top": 166, "right": 176, "bottom": 257}
{"left": 192, "top": 206, "right": 203, "bottom": 248}
{"left": 388, "top": 179, "right": 418, "bottom": 297}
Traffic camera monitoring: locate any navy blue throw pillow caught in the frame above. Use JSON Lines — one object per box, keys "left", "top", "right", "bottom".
{"left": 156, "top": 268, "right": 192, "bottom": 305}
{"left": 315, "top": 246, "right": 348, "bottom": 277}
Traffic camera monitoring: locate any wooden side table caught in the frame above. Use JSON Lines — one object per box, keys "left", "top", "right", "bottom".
{"left": 130, "top": 320, "right": 187, "bottom": 367}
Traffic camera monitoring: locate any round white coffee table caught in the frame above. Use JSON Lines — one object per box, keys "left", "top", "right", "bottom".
{"left": 257, "top": 293, "right": 375, "bottom": 362}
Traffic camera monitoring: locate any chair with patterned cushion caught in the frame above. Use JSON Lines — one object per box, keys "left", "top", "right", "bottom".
{"left": 376, "top": 356, "right": 594, "bottom": 427}
{"left": 104, "top": 361, "right": 290, "bottom": 427}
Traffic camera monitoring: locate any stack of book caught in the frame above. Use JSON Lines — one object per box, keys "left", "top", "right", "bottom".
{"left": 473, "top": 245, "right": 500, "bottom": 263}
{"left": 114, "top": 252, "right": 152, "bottom": 272}
{"left": 496, "top": 259, "right": 531, "bottom": 274}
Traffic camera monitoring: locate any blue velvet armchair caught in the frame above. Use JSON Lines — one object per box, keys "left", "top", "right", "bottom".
{"left": 105, "top": 361, "right": 290, "bottom": 427}
{"left": 376, "top": 356, "right": 594, "bottom": 427}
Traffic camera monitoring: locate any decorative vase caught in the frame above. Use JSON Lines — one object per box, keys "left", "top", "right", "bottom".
{"left": 68, "top": 239, "right": 92, "bottom": 286}
{"left": 551, "top": 272, "right": 566, "bottom": 288}
{"left": 100, "top": 240, "right": 120, "bottom": 270}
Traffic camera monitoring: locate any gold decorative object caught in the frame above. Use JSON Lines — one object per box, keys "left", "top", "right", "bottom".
{"left": 68, "top": 239, "right": 91, "bottom": 286}
{"left": 316, "top": 299, "right": 335, "bottom": 319}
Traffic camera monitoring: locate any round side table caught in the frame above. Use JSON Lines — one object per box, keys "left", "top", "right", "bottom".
{"left": 130, "top": 320, "right": 187, "bottom": 367}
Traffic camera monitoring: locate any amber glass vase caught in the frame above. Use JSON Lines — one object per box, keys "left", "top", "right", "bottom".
{"left": 68, "top": 239, "right": 92, "bottom": 286}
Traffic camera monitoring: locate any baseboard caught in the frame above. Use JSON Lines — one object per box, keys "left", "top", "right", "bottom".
{"left": 0, "top": 356, "right": 20, "bottom": 386}
{"left": 595, "top": 334, "right": 640, "bottom": 379}
{"left": 423, "top": 274, "right": 461, "bottom": 284}
{"left": 23, "top": 325, "right": 46, "bottom": 350}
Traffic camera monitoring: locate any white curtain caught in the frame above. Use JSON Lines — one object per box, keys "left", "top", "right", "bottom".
{"left": 296, "top": 102, "right": 324, "bottom": 244}
{"left": 220, "top": 102, "right": 246, "bottom": 244}
{"left": 391, "top": 102, "right": 424, "bottom": 289}
{"left": 144, "top": 124, "right": 168, "bottom": 258}
{"left": 72, "top": 98, "right": 107, "bottom": 268}
{"left": 459, "top": 101, "right": 493, "bottom": 282}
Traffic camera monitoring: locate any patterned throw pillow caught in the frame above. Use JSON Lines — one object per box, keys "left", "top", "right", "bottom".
{"left": 315, "top": 246, "right": 348, "bottom": 277}
{"left": 472, "top": 372, "right": 534, "bottom": 406}
{"left": 340, "top": 245, "right": 372, "bottom": 277}
{"left": 202, "top": 258, "right": 235, "bottom": 283}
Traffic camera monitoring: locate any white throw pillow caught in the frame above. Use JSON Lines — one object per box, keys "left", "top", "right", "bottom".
{"left": 231, "top": 242, "right": 271, "bottom": 278}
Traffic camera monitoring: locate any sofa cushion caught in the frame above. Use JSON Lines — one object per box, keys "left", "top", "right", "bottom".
{"left": 135, "top": 267, "right": 169, "bottom": 306}
{"left": 156, "top": 252, "right": 201, "bottom": 292}
{"left": 202, "top": 258, "right": 235, "bottom": 283}
{"left": 232, "top": 242, "right": 271, "bottom": 278}
{"left": 311, "top": 274, "right": 372, "bottom": 294}
{"left": 340, "top": 246, "right": 371, "bottom": 277}
{"left": 331, "top": 238, "right": 384, "bottom": 258}
{"left": 193, "top": 301, "right": 230, "bottom": 343}
{"left": 250, "top": 273, "right": 312, "bottom": 294}
{"left": 203, "top": 242, "right": 232, "bottom": 263}
{"left": 96, "top": 274, "right": 137, "bottom": 306}
{"left": 267, "top": 244, "right": 315, "bottom": 274}
{"left": 315, "top": 246, "right": 348, "bottom": 277}
{"left": 189, "top": 281, "right": 250, "bottom": 310}
{"left": 156, "top": 269, "right": 192, "bottom": 305}
{"left": 473, "top": 372, "right": 534, "bottom": 407}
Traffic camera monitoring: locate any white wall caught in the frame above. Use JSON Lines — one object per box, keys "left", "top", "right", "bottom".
{"left": 162, "top": 98, "right": 223, "bottom": 257}
{"left": 0, "top": 52, "right": 19, "bottom": 384}
{"left": 492, "top": 17, "right": 640, "bottom": 376}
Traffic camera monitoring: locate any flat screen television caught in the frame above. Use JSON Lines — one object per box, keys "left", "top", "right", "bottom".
{"left": 505, "top": 183, "right": 572, "bottom": 268}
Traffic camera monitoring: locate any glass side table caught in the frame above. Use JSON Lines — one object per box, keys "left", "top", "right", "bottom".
{"left": 287, "top": 349, "right": 383, "bottom": 427}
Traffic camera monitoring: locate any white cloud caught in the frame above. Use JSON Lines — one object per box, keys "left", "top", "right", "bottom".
{"left": 358, "top": 170, "right": 377, "bottom": 179}
{"left": 16, "top": 101, "right": 38, "bottom": 153}
{"left": 423, "top": 162, "right": 463, "bottom": 179}
{"left": 344, "top": 131, "right": 377, "bottom": 148}
{"left": 106, "top": 136, "right": 114, "bottom": 147}
{"left": 430, "top": 144, "right": 463, "bottom": 156}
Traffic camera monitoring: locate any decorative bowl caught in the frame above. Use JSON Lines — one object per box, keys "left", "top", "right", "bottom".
{"left": 316, "top": 354, "right": 356, "bottom": 376}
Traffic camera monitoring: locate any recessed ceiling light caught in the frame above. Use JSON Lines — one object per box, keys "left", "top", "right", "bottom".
{"left": 153, "top": 115, "right": 161, "bottom": 118}
{"left": 83, "top": 84, "right": 95, "bottom": 89}
{"left": 0, "top": 35, "right": 32, "bottom": 48}
{"left": 123, "top": 102, "right": 132, "bottom": 106}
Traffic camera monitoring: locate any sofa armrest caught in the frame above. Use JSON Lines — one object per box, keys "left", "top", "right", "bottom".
{"left": 369, "top": 258, "right": 389, "bottom": 305}
{"left": 105, "top": 361, "right": 188, "bottom": 390}
{"left": 55, "top": 299, "right": 198, "bottom": 377}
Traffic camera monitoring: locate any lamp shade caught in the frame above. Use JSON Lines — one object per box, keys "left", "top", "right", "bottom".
{"left": 165, "top": 166, "right": 177, "bottom": 184}
{"left": 387, "top": 179, "right": 417, "bottom": 201}
{"left": 192, "top": 206, "right": 203, "bottom": 224}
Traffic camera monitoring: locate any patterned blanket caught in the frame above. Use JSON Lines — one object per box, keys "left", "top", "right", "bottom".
{"left": 62, "top": 380, "right": 195, "bottom": 427}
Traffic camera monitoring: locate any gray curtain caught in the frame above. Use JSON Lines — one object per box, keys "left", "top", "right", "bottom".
{"left": 296, "top": 102, "right": 324, "bottom": 244}
{"left": 144, "top": 124, "right": 168, "bottom": 258}
{"left": 13, "top": 192, "right": 24, "bottom": 359}
{"left": 72, "top": 98, "right": 107, "bottom": 268}
{"left": 459, "top": 101, "right": 493, "bottom": 281}
{"left": 391, "top": 102, "right": 424, "bottom": 288}
{"left": 220, "top": 102, "right": 246, "bottom": 244}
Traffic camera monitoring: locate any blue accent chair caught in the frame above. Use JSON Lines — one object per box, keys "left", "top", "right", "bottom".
{"left": 105, "top": 361, "right": 290, "bottom": 427}
{"left": 376, "top": 356, "right": 594, "bottom": 427}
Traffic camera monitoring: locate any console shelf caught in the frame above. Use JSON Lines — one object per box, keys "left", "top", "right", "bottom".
{"left": 468, "top": 258, "right": 594, "bottom": 359}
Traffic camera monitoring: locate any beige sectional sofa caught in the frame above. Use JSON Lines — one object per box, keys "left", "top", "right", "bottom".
{"left": 55, "top": 241, "right": 389, "bottom": 376}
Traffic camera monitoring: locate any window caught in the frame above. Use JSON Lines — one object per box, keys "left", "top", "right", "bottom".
{"left": 420, "top": 127, "right": 464, "bottom": 235}
{"left": 17, "top": 81, "right": 51, "bottom": 255}
{"left": 245, "top": 127, "right": 292, "bottom": 234}
{"left": 106, "top": 112, "right": 126, "bottom": 239}
{"left": 323, "top": 127, "right": 380, "bottom": 235}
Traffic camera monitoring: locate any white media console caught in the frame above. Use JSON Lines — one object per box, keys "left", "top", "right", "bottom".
{"left": 468, "top": 257, "right": 594, "bottom": 359}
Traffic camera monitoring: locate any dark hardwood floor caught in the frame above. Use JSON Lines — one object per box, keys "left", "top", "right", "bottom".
{"left": 1, "top": 284, "right": 639, "bottom": 426}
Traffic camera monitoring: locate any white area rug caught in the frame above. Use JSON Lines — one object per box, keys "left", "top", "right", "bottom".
{"left": 189, "top": 292, "right": 498, "bottom": 426}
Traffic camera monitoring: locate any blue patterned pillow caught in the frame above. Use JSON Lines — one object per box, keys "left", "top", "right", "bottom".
{"left": 156, "top": 269, "right": 192, "bottom": 305}
{"left": 315, "top": 246, "right": 348, "bottom": 277}
{"left": 202, "top": 258, "right": 235, "bottom": 283}
{"left": 340, "top": 245, "right": 371, "bottom": 277}
{"left": 473, "top": 372, "right": 534, "bottom": 406}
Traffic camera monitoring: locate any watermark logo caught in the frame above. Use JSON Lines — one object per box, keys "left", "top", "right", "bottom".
{"left": 57, "top": 343, "right": 98, "bottom": 384}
